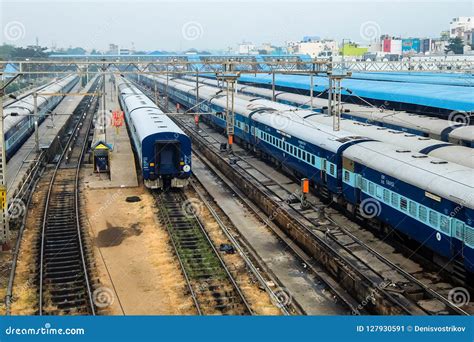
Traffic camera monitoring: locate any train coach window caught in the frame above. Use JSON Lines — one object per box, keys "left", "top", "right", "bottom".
{"left": 400, "top": 197, "right": 408, "bottom": 211}
{"left": 376, "top": 186, "right": 383, "bottom": 199}
{"left": 429, "top": 211, "right": 439, "bottom": 228}
{"left": 330, "top": 164, "right": 335, "bottom": 176}
{"left": 298, "top": 149, "right": 302, "bottom": 159}
{"left": 440, "top": 216, "right": 450, "bottom": 234}
{"left": 455, "top": 221, "right": 464, "bottom": 240}
{"left": 361, "top": 179, "right": 368, "bottom": 192}
{"left": 466, "top": 227, "right": 474, "bottom": 247}
{"left": 383, "top": 189, "right": 390, "bottom": 203}
{"left": 344, "top": 171, "right": 350, "bottom": 182}
{"left": 391, "top": 193, "right": 399, "bottom": 207}
{"left": 368, "top": 182, "right": 375, "bottom": 195}
{"left": 409, "top": 201, "right": 417, "bottom": 217}
{"left": 419, "top": 206, "right": 428, "bottom": 222}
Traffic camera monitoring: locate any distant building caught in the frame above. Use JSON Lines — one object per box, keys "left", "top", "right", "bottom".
{"left": 302, "top": 36, "right": 321, "bottom": 42}
{"left": 286, "top": 41, "right": 299, "bottom": 54}
{"left": 341, "top": 43, "right": 368, "bottom": 57}
{"left": 238, "top": 42, "right": 257, "bottom": 55}
{"left": 465, "top": 29, "right": 474, "bottom": 46}
{"left": 108, "top": 43, "right": 119, "bottom": 54}
{"left": 430, "top": 39, "right": 448, "bottom": 54}
{"left": 449, "top": 16, "right": 474, "bottom": 39}
{"left": 258, "top": 43, "right": 275, "bottom": 55}
{"left": 402, "top": 38, "right": 421, "bottom": 54}
{"left": 119, "top": 48, "right": 131, "bottom": 55}
{"left": 289, "top": 38, "right": 338, "bottom": 58}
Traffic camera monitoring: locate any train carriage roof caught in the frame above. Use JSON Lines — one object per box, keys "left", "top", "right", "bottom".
{"left": 3, "top": 74, "right": 77, "bottom": 133}
{"left": 344, "top": 141, "right": 474, "bottom": 209}
{"left": 252, "top": 110, "right": 367, "bottom": 153}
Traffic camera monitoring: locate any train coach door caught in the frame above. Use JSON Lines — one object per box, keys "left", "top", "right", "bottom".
{"left": 155, "top": 141, "right": 180, "bottom": 175}
{"left": 452, "top": 218, "right": 466, "bottom": 257}
{"left": 321, "top": 159, "right": 328, "bottom": 184}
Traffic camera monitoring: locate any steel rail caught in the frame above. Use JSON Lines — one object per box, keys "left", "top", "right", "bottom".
{"left": 38, "top": 78, "right": 100, "bottom": 315}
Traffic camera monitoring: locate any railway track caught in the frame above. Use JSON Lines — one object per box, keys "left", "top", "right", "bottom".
{"left": 154, "top": 190, "right": 252, "bottom": 315}
{"left": 173, "top": 114, "right": 469, "bottom": 316}
{"left": 38, "top": 78, "right": 100, "bottom": 315}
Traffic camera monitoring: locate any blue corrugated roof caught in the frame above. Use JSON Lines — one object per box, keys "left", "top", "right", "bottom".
{"left": 349, "top": 72, "right": 474, "bottom": 87}
{"left": 237, "top": 74, "right": 474, "bottom": 112}
{"left": 2, "top": 63, "right": 19, "bottom": 78}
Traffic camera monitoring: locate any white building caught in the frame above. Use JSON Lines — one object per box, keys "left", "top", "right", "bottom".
{"left": 449, "top": 16, "right": 474, "bottom": 39}
{"left": 290, "top": 39, "right": 338, "bottom": 58}
{"left": 238, "top": 42, "right": 257, "bottom": 55}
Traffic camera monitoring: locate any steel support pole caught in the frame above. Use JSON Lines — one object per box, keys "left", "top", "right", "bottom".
{"left": 196, "top": 72, "right": 199, "bottom": 112}
{"left": 310, "top": 73, "right": 314, "bottom": 111}
{"left": 102, "top": 72, "right": 106, "bottom": 140}
{"left": 328, "top": 77, "right": 333, "bottom": 117}
{"left": 165, "top": 67, "right": 169, "bottom": 111}
{"left": 272, "top": 72, "right": 276, "bottom": 101}
{"left": 34, "top": 92, "right": 39, "bottom": 153}
{"left": 0, "top": 92, "right": 9, "bottom": 244}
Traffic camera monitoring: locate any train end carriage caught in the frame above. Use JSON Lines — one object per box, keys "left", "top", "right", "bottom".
{"left": 139, "top": 121, "right": 192, "bottom": 189}
{"left": 118, "top": 78, "right": 192, "bottom": 189}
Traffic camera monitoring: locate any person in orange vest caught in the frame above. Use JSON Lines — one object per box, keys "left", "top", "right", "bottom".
{"left": 194, "top": 114, "right": 199, "bottom": 128}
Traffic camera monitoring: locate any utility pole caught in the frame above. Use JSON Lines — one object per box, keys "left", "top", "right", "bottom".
{"left": 195, "top": 72, "right": 200, "bottom": 127}
{"left": 0, "top": 72, "right": 21, "bottom": 246}
{"left": 328, "top": 68, "right": 351, "bottom": 131}
{"left": 165, "top": 65, "right": 169, "bottom": 111}
{"left": 272, "top": 71, "right": 276, "bottom": 101}
{"left": 217, "top": 68, "right": 238, "bottom": 152}
{"left": 33, "top": 92, "right": 40, "bottom": 152}
{"left": 154, "top": 77, "right": 157, "bottom": 104}
{"left": 0, "top": 90, "right": 8, "bottom": 245}
{"left": 195, "top": 72, "right": 199, "bottom": 110}
{"left": 310, "top": 61, "right": 315, "bottom": 111}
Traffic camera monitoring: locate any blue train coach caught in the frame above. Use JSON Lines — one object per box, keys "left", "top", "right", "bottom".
{"left": 117, "top": 78, "right": 191, "bottom": 189}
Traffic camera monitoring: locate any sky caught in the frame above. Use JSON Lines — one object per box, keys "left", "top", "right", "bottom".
{"left": 1, "top": 0, "right": 473, "bottom": 52}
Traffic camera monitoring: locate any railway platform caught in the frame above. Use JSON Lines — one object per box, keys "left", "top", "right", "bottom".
{"left": 6, "top": 78, "right": 93, "bottom": 200}
{"left": 87, "top": 74, "right": 138, "bottom": 189}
